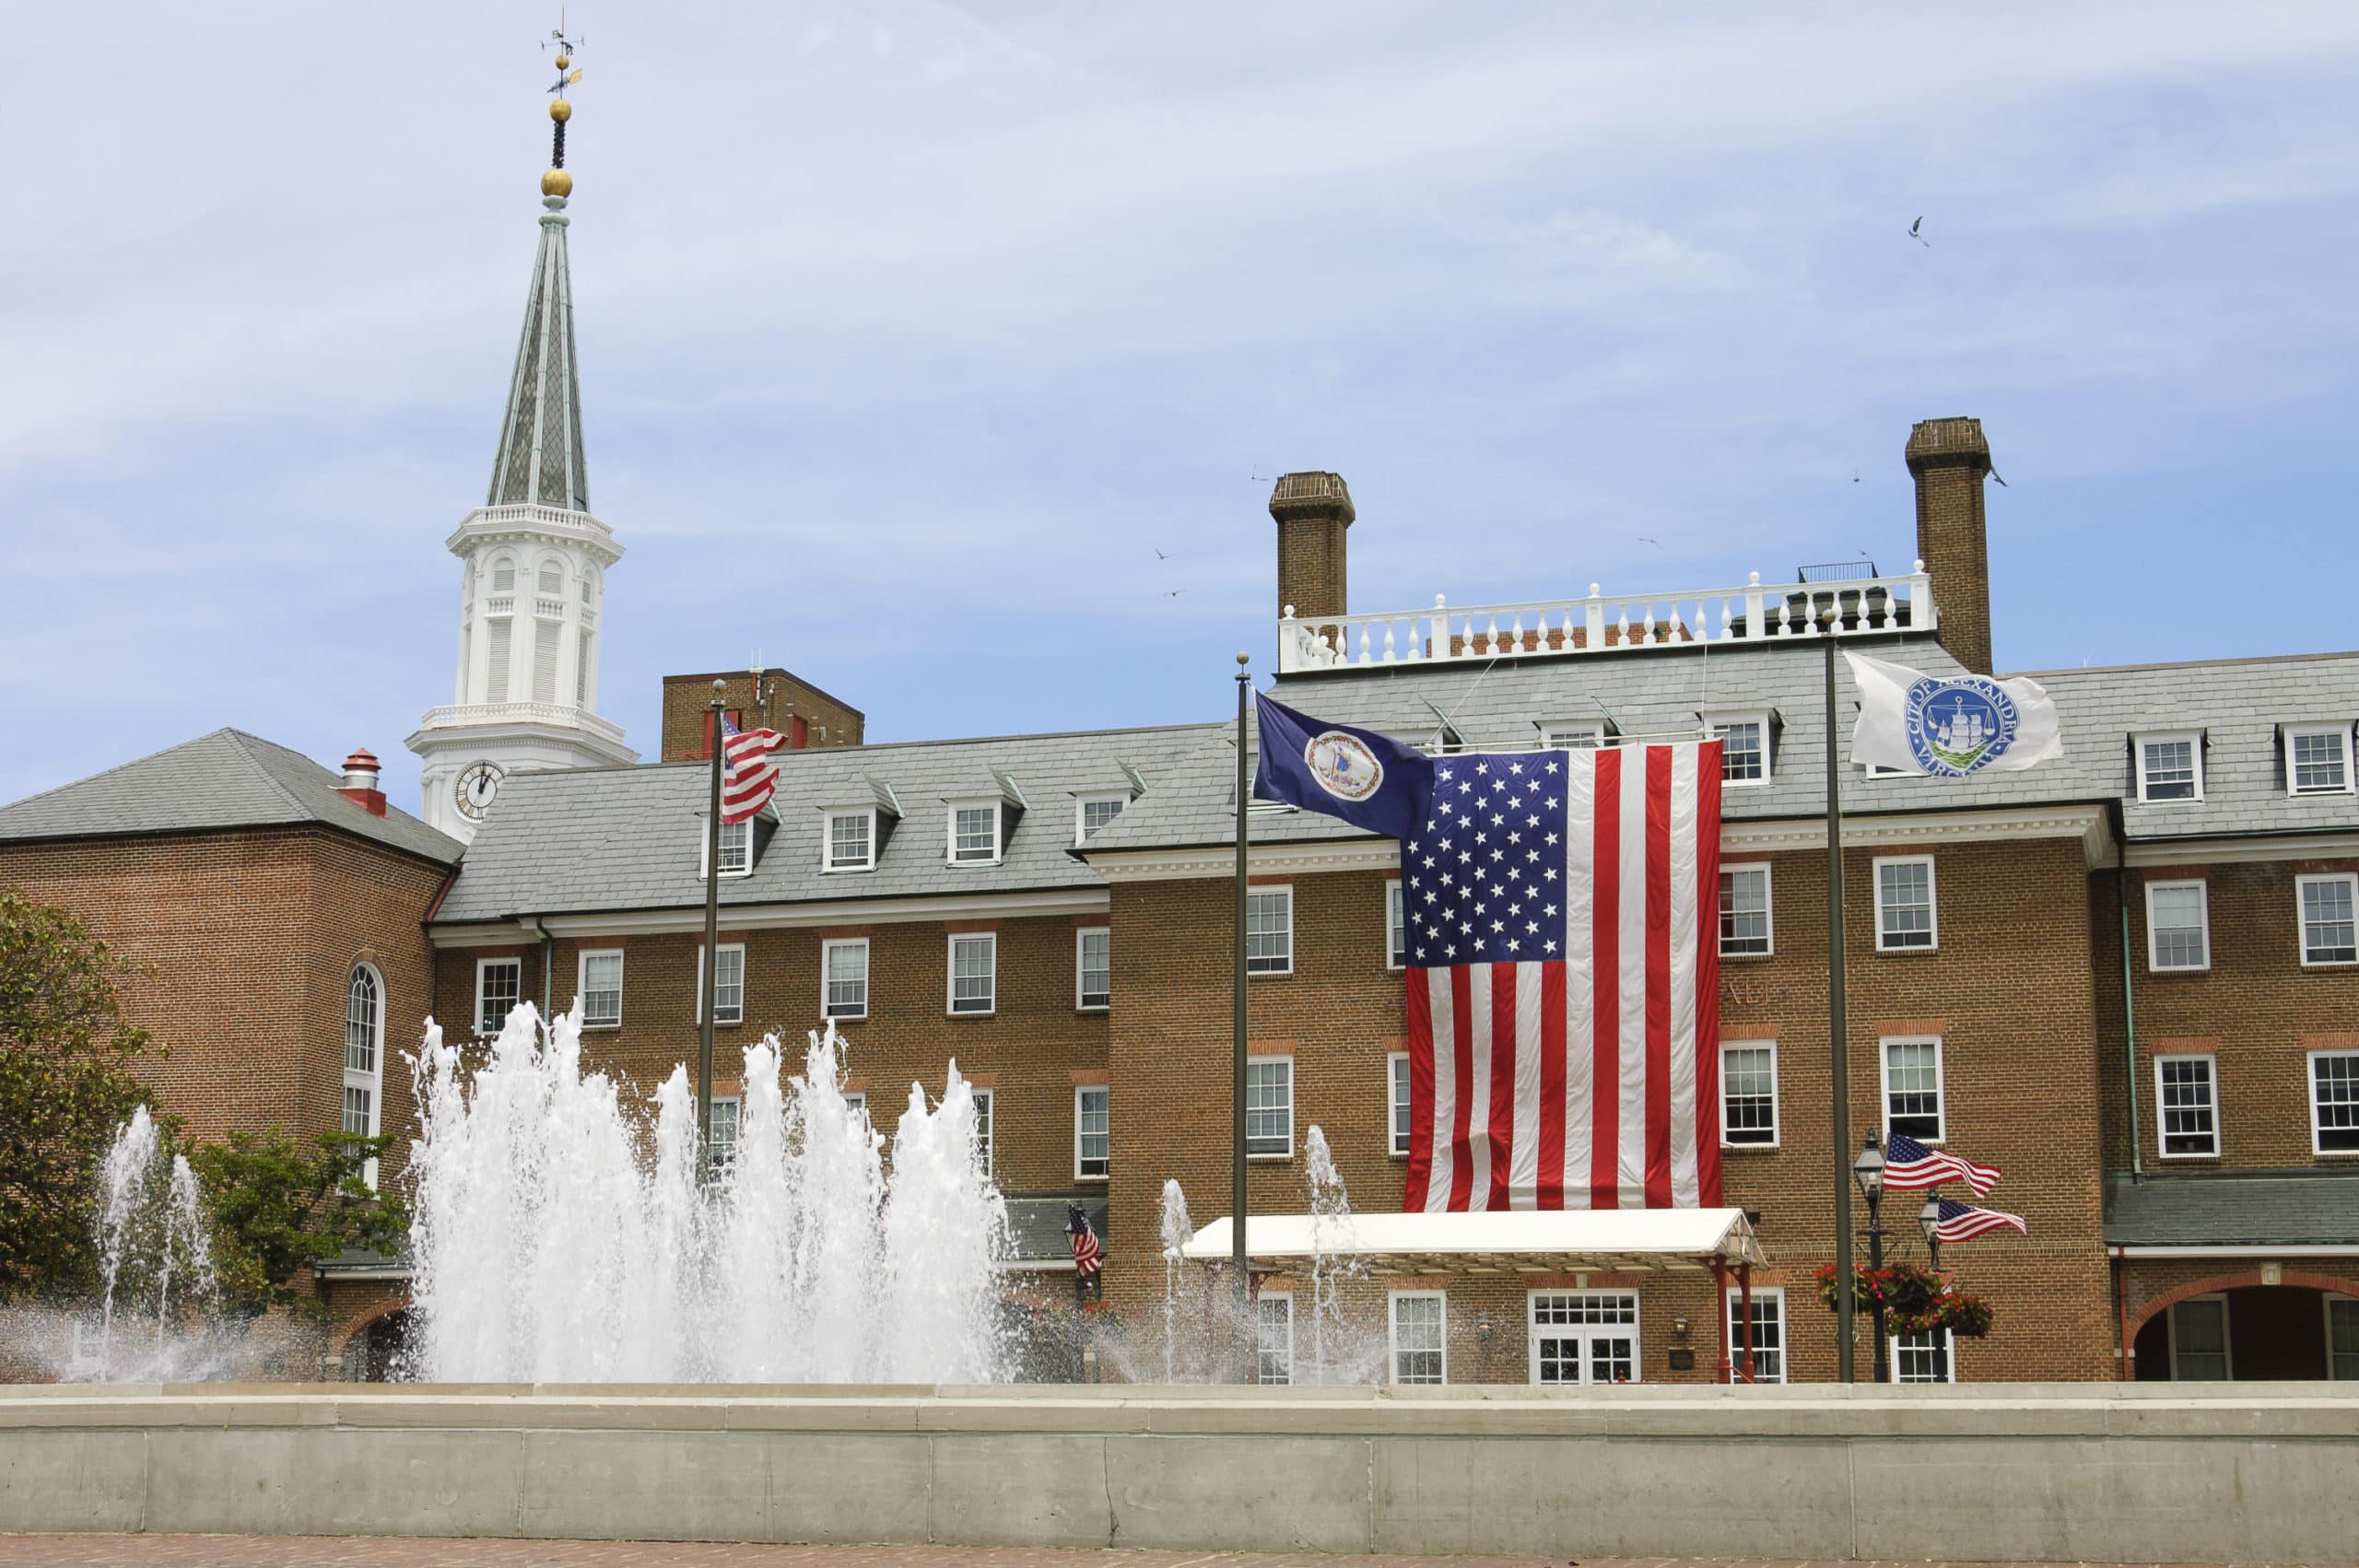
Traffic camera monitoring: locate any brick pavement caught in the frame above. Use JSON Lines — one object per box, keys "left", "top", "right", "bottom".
{"left": 0, "top": 1540, "right": 2295, "bottom": 1568}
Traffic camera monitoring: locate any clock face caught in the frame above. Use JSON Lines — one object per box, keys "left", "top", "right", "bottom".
{"left": 455, "top": 761, "right": 506, "bottom": 822}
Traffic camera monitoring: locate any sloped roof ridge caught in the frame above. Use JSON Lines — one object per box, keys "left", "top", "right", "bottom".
{"left": 218, "top": 730, "right": 318, "bottom": 819}
{"left": 0, "top": 727, "right": 253, "bottom": 814}
{"left": 2013, "top": 649, "right": 2359, "bottom": 679}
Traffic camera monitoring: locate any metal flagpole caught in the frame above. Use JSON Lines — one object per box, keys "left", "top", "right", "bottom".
{"left": 1824, "top": 614, "right": 1856, "bottom": 1383}
{"left": 1232, "top": 651, "right": 1252, "bottom": 1382}
{"left": 698, "top": 680, "right": 726, "bottom": 1181}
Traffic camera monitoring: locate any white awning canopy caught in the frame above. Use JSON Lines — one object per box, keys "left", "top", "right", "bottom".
{"left": 1180, "top": 1208, "right": 1766, "bottom": 1274}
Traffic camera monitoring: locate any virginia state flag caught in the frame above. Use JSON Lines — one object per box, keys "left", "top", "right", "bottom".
{"left": 1251, "top": 693, "right": 1434, "bottom": 840}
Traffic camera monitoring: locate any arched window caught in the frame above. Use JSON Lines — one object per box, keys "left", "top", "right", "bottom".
{"left": 344, "top": 965, "right": 384, "bottom": 1188}
{"left": 490, "top": 556, "right": 516, "bottom": 594}
{"left": 536, "top": 559, "right": 562, "bottom": 597}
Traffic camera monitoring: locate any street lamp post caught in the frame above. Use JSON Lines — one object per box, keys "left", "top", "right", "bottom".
{"left": 1851, "top": 1131, "right": 1889, "bottom": 1384}
{"left": 1919, "top": 1190, "right": 1944, "bottom": 1273}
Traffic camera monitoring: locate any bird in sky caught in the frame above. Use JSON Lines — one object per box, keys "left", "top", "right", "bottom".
{"left": 1910, "top": 216, "right": 1930, "bottom": 247}
{"left": 1637, "top": 536, "right": 1664, "bottom": 550}
{"left": 1155, "top": 548, "right": 1169, "bottom": 560}
{"left": 1164, "top": 589, "right": 1187, "bottom": 597}
{"left": 1990, "top": 470, "right": 2009, "bottom": 487}
{"left": 1852, "top": 473, "right": 1861, "bottom": 484}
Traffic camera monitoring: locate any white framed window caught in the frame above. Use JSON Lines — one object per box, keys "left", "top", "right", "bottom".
{"left": 1075, "top": 791, "right": 1129, "bottom": 844}
{"left": 822, "top": 938, "right": 869, "bottom": 1020}
{"left": 1247, "top": 1057, "right": 1294, "bottom": 1158}
{"left": 708, "top": 1095, "right": 741, "bottom": 1170}
{"left": 970, "top": 1087, "right": 993, "bottom": 1175}
{"left": 1255, "top": 1291, "right": 1295, "bottom": 1385}
{"left": 2146, "top": 880, "right": 2210, "bottom": 972}
{"left": 2155, "top": 1054, "right": 2219, "bottom": 1159}
{"left": 1391, "top": 1291, "right": 1447, "bottom": 1385}
{"left": 2299, "top": 873, "right": 2359, "bottom": 966}
{"left": 1707, "top": 713, "right": 1769, "bottom": 784}
{"left": 578, "top": 949, "right": 624, "bottom": 1028}
{"left": 2311, "top": 1050, "right": 2359, "bottom": 1155}
{"left": 1894, "top": 1328, "right": 1954, "bottom": 1383}
{"left": 475, "top": 956, "right": 522, "bottom": 1036}
{"left": 1719, "top": 863, "right": 1772, "bottom": 956}
{"left": 2168, "top": 1295, "right": 2231, "bottom": 1380}
{"left": 2134, "top": 731, "right": 2203, "bottom": 803}
{"left": 343, "top": 964, "right": 383, "bottom": 1188}
{"left": 1726, "top": 1288, "right": 1785, "bottom": 1383}
{"left": 948, "top": 801, "right": 1003, "bottom": 865}
{"left": 1389, "top": 1051, "right": 1413, "bottom": 1157}
{"left": 698, "top": 817, "right": 753, "bottom": 877}
{"left": 1873, "top": 856, "right": 1938, "bottom": 951}
{"left": 823, "top": 809, "right": 875, "bottom": 872}
{"left": 696, "top": 942, "right": 745, "bottom": 1024}
{"left": 1528, "top": 1292, "right": 1638, "bottom": 1385}
{"left": 1386, "top": 879, "right": 1406, "bottom": 969}
{"left": 1074, "top": 1085, "right": 1109, "bottom": 1179}
{"left": 1541, "top": 720, "right": 1606, "bottom": 749}
{"left": 1881, "top": 1036, "right": 1945, "bottom": 1143}
{"left": 2329, "top": 1298, "right": 2359, "bottom": 1380}
{"left": 1247, "top": 885, "right": 1294, "bottom": 976}
{"left": 1720, "top": 1040, "right": 1778, "bottom": 1147}
{"left": 1076, "top": 927, "right": 1110, "bottom": 1011}
{"left": 843, "top": 1090, "right": 868, "bottom": 1118}
{"left": 947, "top": 932, "right": 995, "bottom": 1015}
{"left": 2285, "top": 725, "right": 2355, "bottom": 796}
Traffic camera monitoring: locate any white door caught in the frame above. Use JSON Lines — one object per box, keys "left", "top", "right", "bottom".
{"left": 1530, "top": 1292, "right": 1640, "bottom": 1384}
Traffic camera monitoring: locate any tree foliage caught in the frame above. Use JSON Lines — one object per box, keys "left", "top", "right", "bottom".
{"left": 190, "top": 1129, "right": 409, "bottom": 1320}
{"left": 0, "top": 891, "right": 158, "bottom": 1297}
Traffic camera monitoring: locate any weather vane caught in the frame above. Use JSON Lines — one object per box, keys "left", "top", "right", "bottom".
{"left": 539, "top": 22, "right": 584, "bottom": 202}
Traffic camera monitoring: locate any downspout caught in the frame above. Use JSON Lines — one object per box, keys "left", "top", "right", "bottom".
{"left": 517, "top": 915, "right": 553, "bottom": 1017}
{"left": 2112, "top": 1246, "right": 2130, "bottom": 1382}
{"left": 2113, "top": 807, "right": 2143, "bottom": 1184}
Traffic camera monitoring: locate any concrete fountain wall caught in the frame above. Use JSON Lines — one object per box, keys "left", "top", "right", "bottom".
{"left": 3, "top": 1381, "right": 2355, "bottom": 1563}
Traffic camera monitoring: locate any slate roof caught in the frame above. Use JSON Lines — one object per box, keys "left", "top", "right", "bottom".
{"left": 0, "top": 728, "right": 463, "bottom": 865}
{"left": 431, "top": 721, "right": 1220, "bottom": 924}
{"left": 2104, "top": 1169, "right": 2359, "bottom": 1247}
{"left": 1079, "top": 636, "right": 2359, "bottom": 856}
{"left": 1003, "top": 1192, "right": 1109, "bottom": 1263}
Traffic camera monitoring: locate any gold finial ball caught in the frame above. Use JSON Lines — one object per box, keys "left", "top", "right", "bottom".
{"left": 549, "top": 97, "right": 572, "bottom": 123}
{"left": 541, "top": 168, "right": 573, "bottom": 198}
{"left": 555, "top": 52, "right": 569, "bottom": 68}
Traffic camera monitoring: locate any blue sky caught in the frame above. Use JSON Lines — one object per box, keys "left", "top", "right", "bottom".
{"left": 4, "top": 4, "right": 2355, "bottom": 813}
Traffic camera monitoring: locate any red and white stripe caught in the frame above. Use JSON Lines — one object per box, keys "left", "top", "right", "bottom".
{"left": 1071, "top": 1219, "right": 1103, "bottom": 1274}
{"left": 1933, "top": 1200, "right": 2026, "bottom": 1244}
{"left": 1883, "top": 1150, "right": 2002, "bottom": 1196}
{"left": 720, "top": 723, "right": 786, "bottom": 825}
{"left": 1402, "top": 742, "right": 1722, "bottom": 1211}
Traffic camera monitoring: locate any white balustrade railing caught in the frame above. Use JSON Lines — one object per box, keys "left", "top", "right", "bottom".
{"left": 1277, "top": 565, "right": 1934, "bottom": 673}
{"left": 414, "top": 701, "right": 629, "bottom": 744}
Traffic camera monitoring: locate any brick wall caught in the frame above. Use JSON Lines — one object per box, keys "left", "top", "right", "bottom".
{"left": 2094, "top": 857, "right": 2359, "bottom": 1169}
{"left": 1906, "top": 416, "right": 1994, "bottom": 674}
{"left": 0, "top": 827, "right": 446, "bottom": 1178}
{"left": 432, "top": 912, "right": 1109, "bottom": 1199}
{"left": 660, "top": 669, "right": 864, "bottom": 761}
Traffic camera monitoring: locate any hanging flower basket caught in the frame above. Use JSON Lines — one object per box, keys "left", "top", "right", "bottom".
{"left": 1814, "top": 1260, "right": 1995, "bottom": 1339}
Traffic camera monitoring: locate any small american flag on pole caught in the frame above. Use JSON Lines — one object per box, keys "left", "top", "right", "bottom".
{"left": 1883, "top": 1131, "right": 2001, "bottom": 1196}
{"left": 1932, "top": 1197, "right": 2026, "bottom": 1244}
{"left": 719, "top": 716, "right": 786, "bottom": 825}
{"left": 1069, "top": 1211, "right": 1103, "bottom": 1275}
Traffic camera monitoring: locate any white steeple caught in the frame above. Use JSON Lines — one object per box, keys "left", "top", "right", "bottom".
{"left": 407, "top": 38, "right": 635, "bottom": 843}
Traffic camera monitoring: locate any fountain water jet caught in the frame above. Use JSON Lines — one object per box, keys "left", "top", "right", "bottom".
{"left": 405, "top": 1004, "right": 1010, "bottom": 1384}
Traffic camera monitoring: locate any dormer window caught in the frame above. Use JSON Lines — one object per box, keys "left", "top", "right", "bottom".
{"left": 1705, "top": 712, "right": 1771, "bottom": 784}
{"left": 1540, "top": 720, "right": 1607, "bottom": 749}
{"left": 2134, "top": 731, "right": 2203, "bottom": 803}
{"left": 950, "top": 802, "right": 1002, "bottom": 865}
{"left": 699, "top": 816, "right": 754, "bottom": 878}
{"left": 1075, "top": 791, "right": 1130, "bottom": 844}
{"left": 2286, "top": 725, "right": 2355, "bottom": 796}
{"left": 825, "top": 809, "right": 875, "bottom": 872}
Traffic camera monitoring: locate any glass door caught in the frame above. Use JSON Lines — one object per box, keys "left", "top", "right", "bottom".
{"left": 1529, "top": 1292, "right": 1640, "bottom": 1384}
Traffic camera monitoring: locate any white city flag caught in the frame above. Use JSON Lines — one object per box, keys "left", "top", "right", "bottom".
{"left": 1844, "top": 650, "right": 2062, "bottom": 777}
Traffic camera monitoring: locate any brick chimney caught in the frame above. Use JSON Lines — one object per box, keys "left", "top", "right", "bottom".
{"left": 1270, "top": 472, "right": 1354, "bottom": 623}
{"left": 336, "top": 748, "right": 388, "bottom": 817}
{"left": 1906, "top": 417, "right": 1995, "bottom": 673}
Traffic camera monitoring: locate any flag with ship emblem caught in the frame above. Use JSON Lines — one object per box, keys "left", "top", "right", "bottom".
{"left": 1844, "top": 650, "right": 2061, "bottom": 778}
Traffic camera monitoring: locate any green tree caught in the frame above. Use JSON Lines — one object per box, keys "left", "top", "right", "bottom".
{"left": 189, "top": 1129, "right": 408, "bottom": 1319}
{"left": 0, "top": 891, "right": 158, "bottom": 1297}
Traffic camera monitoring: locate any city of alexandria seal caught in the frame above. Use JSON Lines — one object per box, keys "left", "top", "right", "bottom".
{"left": 1305, "top": 730, "right": 1384, "bottom": 802}
{"left": 1904, "top": 675, "right": 2021, "bottom": 777}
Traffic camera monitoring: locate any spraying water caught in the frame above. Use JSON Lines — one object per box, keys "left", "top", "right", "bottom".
{"left": 83, "top": 1106, "right": 220, "bottom": 1381}
{"left": 1156, "top": 1179, "right": 1193, "bottom": 1384}
{"left": 405, "top": 1004, "right": 1011, "bottom": 1383}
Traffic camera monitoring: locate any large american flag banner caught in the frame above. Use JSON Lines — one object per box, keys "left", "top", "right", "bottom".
{"left": 719, "top": 715, "right": 786, "bottom": 825}
{"left": 1400, "top": 742, "right": 1724, "bottom": 1211}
